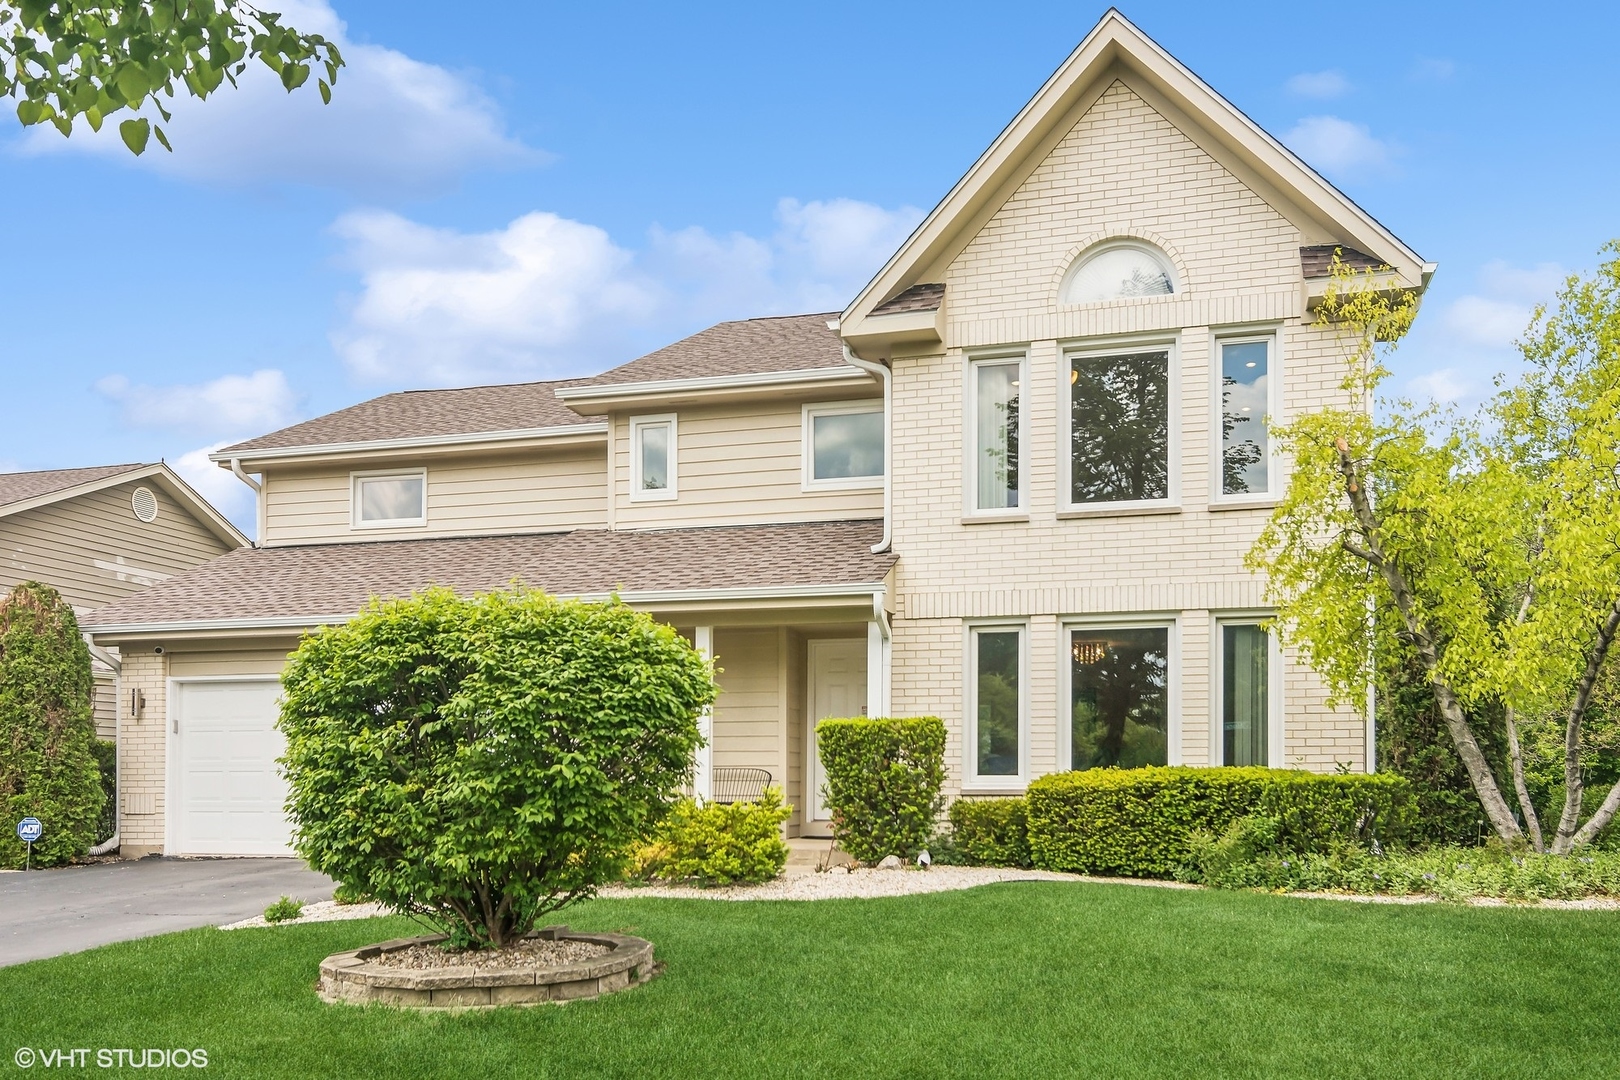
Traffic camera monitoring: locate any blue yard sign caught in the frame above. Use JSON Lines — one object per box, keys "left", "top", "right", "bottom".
{"left": 17, "top": 817, "right": 42, "bottom": 870}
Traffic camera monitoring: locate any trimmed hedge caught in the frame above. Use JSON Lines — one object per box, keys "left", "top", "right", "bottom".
{"left": 1026, "top": 766, "right": 1415, "bottom": 879}
{"left": 948, "top": 797, "right": 1031, "bottom": 868}
{"left": 635, "top": 787, "right": 792, "bottom": 885}
{"left": 816, "top": 716, "right": 945, "bottom": 864}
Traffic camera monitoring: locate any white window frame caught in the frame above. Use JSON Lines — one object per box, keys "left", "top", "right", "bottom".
{"left": 963, "top": 351, "right": 1029, "bottom": 522}
{"left": 1057, "top": 614, "right": 1182, "bottom": 771}
{"left": 1210, "top": 328, "right": 1282, "bottom": 507}
{"left": 1060, "top": 336, "right": 1180, "bottom": 517}
{"left": 802, "top": 401, "right": 885, "bottom": 492}
{"left": 350, "top": 468, "right": 427, "bottom": 530}
{"left": 1059, "top": 239, "right": 1180, "bottom": 306}
{"left": 963, "top": 620, "right": 1029, "bottom": 791}
{"left": 628, "top": 413, "right": 678, "bottom": 502}
{"left": 1211, "top": 613, "right": 1285, "bottom": 767}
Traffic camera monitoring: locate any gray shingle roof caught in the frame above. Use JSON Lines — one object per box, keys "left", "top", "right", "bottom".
{"left": 567, "top": 313, "right": 847, "bottom": 388}
{"left": 871, "top": 283, "right": 945, "bottom": 315}
{"left": 81, "top": 520, "right": 893, "bottom": 629}
{"left": 218, "top": 381, "right": 595, "bottom": 456}
{"left": 0, "top": 464, "right": 148, "bottom": 509}
{"left": 1300, "top": 245, "right": 1386, "bottom": 278}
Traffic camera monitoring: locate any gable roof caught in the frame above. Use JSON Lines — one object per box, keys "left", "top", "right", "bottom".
{"left": 0, "top": 462, "right": 248, "bottom": 548}
{"left": 841, "top": 8, "right": 1431, "bottom": 334}
{"left": 80, "top": 519, "right": 894, "bottom": 633}
{"left": 216, "top": 380, "right": 598, "bottom": 459}
{"left": 558, "top": 313, "right": 848, "bottom": 393}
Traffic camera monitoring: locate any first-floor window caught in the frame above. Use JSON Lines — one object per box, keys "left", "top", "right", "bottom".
{"left": 630, "top": 415, "right": 676, "bottom": 500}
{"left": 1070, "top": 626, "right": 1169, "bottom": 769}
{"left": 1221, "top": 622, "right": 1270, "bottom": 766}
{"left": 353, "top": 471, "right": 426, "bottom": 527}
{"left": 972, "top": 358, "right": 1021, "bottom": 510}
{"left": 970, "top": 626, "right": 1023, "bottom": 779}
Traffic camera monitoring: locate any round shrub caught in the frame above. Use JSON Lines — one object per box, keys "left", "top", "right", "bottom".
{"left": 0, "top": 581, "right": 104, "bottom": 868}
{"left": 279, "top": 587, "right": 717, "bottom": 948}
{"left": 816, "top": 716, "right": 945, "bottom": 864}
{"left": 632, "top": 786, "right": 792, "bottom": 885}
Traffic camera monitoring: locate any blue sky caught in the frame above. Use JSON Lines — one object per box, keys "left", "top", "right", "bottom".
{"left": 3, "top": 1, "right": 1617, "bottom": 534}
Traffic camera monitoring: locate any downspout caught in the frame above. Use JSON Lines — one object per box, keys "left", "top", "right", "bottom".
{"left": 229, "top": 458, "right": 263, "bottom": 547}
{"left": 840, "top": 344, "right": 891, "bottom": 553}
{"left": 873, "top": 590, "right": 893, "bottom": 719}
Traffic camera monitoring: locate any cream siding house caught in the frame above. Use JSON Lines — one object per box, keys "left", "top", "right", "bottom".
{"left": 83, "top": 11, "right": 1430, "bottom": 858}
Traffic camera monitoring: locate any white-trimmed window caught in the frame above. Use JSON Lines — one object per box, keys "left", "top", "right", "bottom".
{"left": 629, "top": 414, "right": 677, "bottom": 501}
{"left": 1060, "top": 241, "right": 1178, "bottom": 305}
{"left": 966, "top": 623, "right": 1026, "bottom": 787}
{"left": 803, "top": 402, "right": 884, "bottom": 490}
{"left": 1064, "top": 620, "right": 1175, "bottom": 771}
{"left": 351, "top": 469, "right": 426, "bottom": 528}
{"left": 1214, "top": 334, "right": 1278, "bottom": 501}
{"left": 1215, "top": 618, "right": 1283, "bottom": 766}
{"left": 1064, "top": 340, "right": 1178, "bottom": 512}
{"left": 967, "top": 354, "right": 1025, "bottom": 515}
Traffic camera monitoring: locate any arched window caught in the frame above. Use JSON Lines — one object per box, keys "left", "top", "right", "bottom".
{"left": 1061, "top": 241, "right": 1177, "bottom": 304}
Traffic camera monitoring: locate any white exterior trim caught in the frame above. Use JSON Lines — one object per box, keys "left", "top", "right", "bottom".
{"left": 349, "top": 468, "right": 428, "bottom": 530}
{"left": 0, "top": 462, "right": 248, "bottom": 549}
{"left": 210, "top": 424, "right": 608, "bottom": 465}
{"left": 802, "top": 401, "right": 885, "bottom": 493}
{"left": 1060, "top": 334, "right": 1181, "bottom": 515}
{"left": 628, "top": 414, "right": 678, "bottom": 502}
{"left": 1056, "top": 613, "right": 1183, "bottom": 772}
{"left": 962, "top": 619, "right": 1030, "bottom": 791}
{"left": 963, "top": 350, "right": 1030, "bottom": 521}
{"left": 555, "top": 366, "right": 870, "bottom": 405}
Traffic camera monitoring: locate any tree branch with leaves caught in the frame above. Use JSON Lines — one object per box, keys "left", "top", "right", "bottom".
{"left": 1, "top": 0, "right": 341, "bottom": 153}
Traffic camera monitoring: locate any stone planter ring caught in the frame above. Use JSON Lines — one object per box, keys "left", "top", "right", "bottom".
{"left": 318, "top": 925, "right": 659, "bottom": 1009}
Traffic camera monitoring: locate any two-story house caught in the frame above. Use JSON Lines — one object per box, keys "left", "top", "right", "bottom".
{"left": 82, "top": 12, "right": 1430, "bottom": 858}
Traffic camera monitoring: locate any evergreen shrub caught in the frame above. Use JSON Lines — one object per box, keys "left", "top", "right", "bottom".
{"left": 816, "top": 716, "right": 945, "bottom": 863}
{"left": 948, "top": 797, "right": 1031, "bottom": 868}
{"left": 632, "top": 787, "right": 791, "bottom": 884}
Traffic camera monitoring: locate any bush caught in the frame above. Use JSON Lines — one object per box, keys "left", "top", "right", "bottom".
{"left": 949, "top": 797, "right": 1030, "bottom": 868}
{"left": 1026, "top": 766, "right": 1414, "bottom": 879}
{"left": 816, "top": 716, "right": 945, "bottom": 864}
{"left": 90, "top": 739, "right": 116, "bottom": 846}
{"left": 0, "top": 582, "right": 105, "bottom": 868}
{"left": 633, "top": 787, "right": 791, "bottom": 884}
{"left": 263, "top": 896, "right": 305, "bottom": 923}
{"left": 279, "top": 587, "right": 717, "bottom": 948}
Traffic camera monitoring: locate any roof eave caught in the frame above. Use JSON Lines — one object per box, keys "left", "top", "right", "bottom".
{"left": 0, "top": 463, "right": 248, "bottom": 549}
{"left": 553, "top": 366, "right": 876, "bottom": 414}
{"left": 211, "top": 423, "right": 610, "bottom": 468}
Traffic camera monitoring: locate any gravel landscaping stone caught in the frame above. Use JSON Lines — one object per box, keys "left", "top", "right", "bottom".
{"left": 372, "top": 938, "right": 610, "bottom": 971}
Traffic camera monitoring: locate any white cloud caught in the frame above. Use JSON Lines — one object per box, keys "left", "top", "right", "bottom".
{"left": 1286, "top": 71, "right": 1351, "bottom": 99}
{"left": 1438, "top": 260, "right": 1565, "bottom": 351}
{"left": 331, "top": 197, "right": 925, "bottom": 386}
{"left": 96, "top": 369, "right": 300, "bottom": 436}
{"left": 16, "top": 0, "right": 531, "bottom": 196}
{"left": 1406, "top": 367, "right": 1474, "bottom": 405}
{"left": 173, "top": 442, "right": 256, "bottom": 537}
{"left": 1411, "top": 57, "right": 1456, "bottom": 82}
{"left": 1284, "top": 116, "right": 1394, "bottom": 177}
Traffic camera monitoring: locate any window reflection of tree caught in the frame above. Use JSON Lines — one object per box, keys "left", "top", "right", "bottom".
{"left": 1071, "top": 633, "right": 1168, "bottom": 769}
{"left": 1071, "top": 352, "right": 1168, "bottom": 503}
{"left": 1221, "top": 375, "right": 1264, "bottom": 493}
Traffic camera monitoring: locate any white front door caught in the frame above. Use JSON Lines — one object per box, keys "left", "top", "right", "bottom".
{"left": 806, "top": 639, "right": 867, "bottom": 835}
{"left": 172, "top": 679, "right": 294, "bottom": 856}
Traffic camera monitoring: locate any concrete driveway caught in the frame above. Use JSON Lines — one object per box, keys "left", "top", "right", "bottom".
{"left": 0, "top": 858, "right": 334, "bottom": 968}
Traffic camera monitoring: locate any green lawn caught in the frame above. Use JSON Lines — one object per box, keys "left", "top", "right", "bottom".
{"left": 1, "top": 882, "right": 1616, "bottom": 1078}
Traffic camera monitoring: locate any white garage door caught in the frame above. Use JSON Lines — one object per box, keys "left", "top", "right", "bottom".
{"left": 173, "top": 680, "right": 293, "bottom": 856}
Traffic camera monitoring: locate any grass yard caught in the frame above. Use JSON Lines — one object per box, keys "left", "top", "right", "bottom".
{"left": 1, "top": 881, "right": 1617, "bottom": 1079}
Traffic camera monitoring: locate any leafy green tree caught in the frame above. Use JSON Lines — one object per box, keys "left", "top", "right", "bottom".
{"left": 278, "top": 587, "right": 716, "bottom": 949}
{"left": 0, "top": 581, "right": 104, "bottom": 868}
{"left": 1253, "top": 247, "right": 1620, "bottom": 853}
{"left": 2, "top": 0, "right": 342, "bottom": 154}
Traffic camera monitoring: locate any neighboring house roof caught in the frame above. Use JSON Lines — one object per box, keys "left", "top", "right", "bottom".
{"left": 81, "top": 519, "right": 894, "bottom": 632}
{"left": 841, "top": 9, "right": 1432, "bottom": 335}
{"left": 216, "top": 380, "right": 598, "bottom": 458}
{"left": 1299, "top": 245, "right": 1386, "bottom": 278}
{"left": 871, "top": 284, "right": 946, "bottom": 315}
{"left": 561, "top": 313, "right": 847, "bottom": 390}
{"left": 0, "top": 462, "right": 247, "bottom": 549}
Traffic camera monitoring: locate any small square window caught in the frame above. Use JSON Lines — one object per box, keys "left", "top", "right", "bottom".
{"left": 805, "top": 404, "right": 884, "bottom": 489}
{"left": 630, "top": 415, "right": 677, "bottom": 501}
{"left": 352, "top": 472, "right": 426, "bottom": 528}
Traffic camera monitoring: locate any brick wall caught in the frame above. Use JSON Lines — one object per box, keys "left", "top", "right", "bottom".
{"left": 117, "top": 649, "right": 167, "bottom": 856}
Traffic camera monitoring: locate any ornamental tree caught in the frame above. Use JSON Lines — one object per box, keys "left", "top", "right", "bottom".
{"left": 1252, "top": 246, "right": 1620, "bottom": 853}
{"left": 0, "top": 581, "right": 105, "bottom": 868}
{"left": 2, "top": 1, "right": 342, "bottom": 154}
{"left": 279, "top": 588, "right": 716, "bottom": 948}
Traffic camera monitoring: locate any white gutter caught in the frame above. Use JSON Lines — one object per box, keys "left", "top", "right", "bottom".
{"left": 210, "top": 423, "right": 608, "bottom": 466}
{"left": 555, "top": 366, "right": 869, "bottom": 404}
{"left": 838, "top": 340, "right": 892, "bottom": 553}
{"left": 86, "top": 641, "right": 122, "bottom": 673}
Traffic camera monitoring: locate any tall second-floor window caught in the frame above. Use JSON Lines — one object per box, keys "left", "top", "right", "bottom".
{"left": 1068, "top": 347, "right": 1171, "bottom": 507}
{"left": 352, "top": 470, "right": 426, "bottom": 528}
{"left": 630, "top": 415, "right": 677, "bottom": 501}
{"left": 971, "top": 357, "right": 1022, "bottom": 511}
{"left": 1219, "top": 337, "right": 1272, "bottom": 496}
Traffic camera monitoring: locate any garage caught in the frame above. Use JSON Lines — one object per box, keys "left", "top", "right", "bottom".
{"left": 170, "top": 679, "right": 294, "bottom": 856}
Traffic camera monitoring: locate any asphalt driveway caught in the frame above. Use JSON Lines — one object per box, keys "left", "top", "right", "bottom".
{"left": 0, "top": 858, "right": 334, "bottom": 967}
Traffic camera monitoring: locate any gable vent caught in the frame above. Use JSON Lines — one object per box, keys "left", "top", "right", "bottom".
{"left": 131, "top": 486, "right": 158, "bottom": 523}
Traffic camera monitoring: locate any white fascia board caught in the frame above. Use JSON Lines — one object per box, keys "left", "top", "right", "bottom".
{"left": 84, "top": 583, "right": 888, "bottom": 637}
{"left": 554, "top": 366, "right": 872, "bottom": 405}
{"left": 210, "top": 424, "right": 609, "bottom": 466}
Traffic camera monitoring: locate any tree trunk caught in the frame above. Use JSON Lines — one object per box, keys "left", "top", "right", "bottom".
{"left": 1334, "top": 439, "right": 1524, "bottom": 844}
{"left": 1549, "top": 599, "right": 1620, "bottom": 854}
{"left": 1504, "top": 707, "right": 1545, "bottom": 852}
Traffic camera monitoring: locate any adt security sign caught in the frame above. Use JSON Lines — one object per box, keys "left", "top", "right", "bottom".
{"left": 16, "top": 817, "right": 41, "bottom": 844}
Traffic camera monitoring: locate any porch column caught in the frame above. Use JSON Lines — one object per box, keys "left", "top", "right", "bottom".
{"left": 867, "top": 595, "right": 891, "bottom": 719}
{"left": 694, "top": 625, "right": 714, "bottom": 802}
